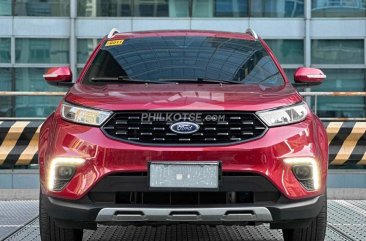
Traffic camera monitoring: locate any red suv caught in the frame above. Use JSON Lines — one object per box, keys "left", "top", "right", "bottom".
{"left": 39, "top": 29, "right": 328, "bottom": 241}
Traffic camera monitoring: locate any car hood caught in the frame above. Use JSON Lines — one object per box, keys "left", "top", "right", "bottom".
{"left": 65, "top": 83, "right": 302, "bottom": 112}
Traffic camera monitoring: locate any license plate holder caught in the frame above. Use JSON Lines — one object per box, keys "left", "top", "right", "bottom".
{"left": 148, "top": 162, "right": 221, "bottom": 191}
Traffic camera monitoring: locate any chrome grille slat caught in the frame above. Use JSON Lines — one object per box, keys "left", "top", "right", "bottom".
{"left": 116, "top": 120, "right": 127, "bottom": 124}
{"left": 205, "top": 138, "right": 216, "bottom": 141}
{"left": 217, "top": 133, "right": 229, "bottom": 136}
{"left": 102, "top": 111, "right": 267, "bottom": 145}
{"left": 205, "top": 127, "right": 216, "bottom": 131}
{"left": 140, "top": 132, "right": 153, "bottom": 136}
{"left": 255, "top": 126, "right": 266, "bottom": 130}
{"left": 230, "top": 127, "right": 241, "bottom": 130}
{"left": 153, "top": 138, "right": 165, "bottom": 141}
{"left": 128, "top": 116, "right": 140, "bottom": 120}
{"left": 153, "top": 127, "right": 165, "bottom": 130}
{"left": 128, "top": 127, "right": 140, "bottom": 130}
{"left": 230, "top": 138, "right": 242, "bottom": 141}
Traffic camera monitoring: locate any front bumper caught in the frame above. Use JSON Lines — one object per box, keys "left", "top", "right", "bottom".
{"left": 39, "top": 115, "right": 328, "bottom": 201}
{"left": 43, "top": 194, "right": 326, "bottom": 229}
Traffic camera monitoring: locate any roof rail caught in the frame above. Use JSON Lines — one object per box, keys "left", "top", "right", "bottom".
{"left": 245, "top": 28, "right": 258, "bottom": 40}
{"left": 107, "top": 28, "right": 120, "bottom": 39}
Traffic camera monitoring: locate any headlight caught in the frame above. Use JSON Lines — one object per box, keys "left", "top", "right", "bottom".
{"left": 256, "top": 102, "right": 308, "bottom": 127}
{"left": 61, "top": 102, "right": 111, "bottom": 126}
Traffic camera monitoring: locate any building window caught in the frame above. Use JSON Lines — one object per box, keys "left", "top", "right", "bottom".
{"left": 0, "top": 67, "right": 67, "bottom": 118}
{"left": 192, "top": 0, "right": 304, "bottom": 17}
{"left": 14, "top": 0, "right": 70, "bottom": 16}
{"left": 266, "top": 40, "right": 304, "bottom": 64}
{"left": 284, "top": 68, "right": 296, "bottom": 83}
{"left": 311, "top": 69, "right": 366, "bottom": 118}
{"left": 78, "top": 0, "right": 189, "bottom": 17}
{"left": 0, "top": 68, "right": 12, "bottom": 117}
{"left": 311, "top": 40, "right": 364, "bottom": 65}
{"left": 134, "top": 0, "right": 169, "bottom": 17}
{"left": 14, "top": 68, "right": 64, "bottom": 117}
{"left": 214, "top": 0, "right": 249, "bottom": 17}
{"left": 0, "top": 0, "right": 12, "bottom": 16}
{"left": 250, "top": 0, "right": 304, "bottom": 17}
{"left": 15, "top": 38, "right": 69, "bottom": 64}
{"left": 0, "top": 39, "right": 11, "bottom": 63}
{"left": 77, "top": 39, "right": 101, "bottom": 64}
{"left": 312, "top": 0, "right": 366, "bottom": 17}
{"left": 78, "top": 0, "right": 133, "bottom": 17}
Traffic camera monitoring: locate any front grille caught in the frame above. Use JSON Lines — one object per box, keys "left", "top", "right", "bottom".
{"left": 102, "top": 111, "right": 267, "bottom": 145}
{"left": 115, "top": 192, "right": 253, "bottom": 205}
{"left": 88, "top": 191, "right": 281, "bottom": 205}
{"left": 88, "top": 173, "right": 281, "bottom": 205}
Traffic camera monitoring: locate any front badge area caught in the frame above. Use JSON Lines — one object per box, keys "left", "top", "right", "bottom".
{"left": 170, "top": 122, "right": 200, "bottom": 134}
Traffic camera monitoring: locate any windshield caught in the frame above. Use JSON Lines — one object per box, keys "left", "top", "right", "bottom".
{"left": 82, "top": 36, "right": 284, "bottom": 86}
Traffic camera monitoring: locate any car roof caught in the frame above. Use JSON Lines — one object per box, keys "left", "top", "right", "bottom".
{"left": 108, "top": 30, "right": 257, "bottom": 41}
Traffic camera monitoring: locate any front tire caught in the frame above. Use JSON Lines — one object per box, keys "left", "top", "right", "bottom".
{"left": 39, "top": 193, "right": 83, "bottom": 241}
{"left": 282, "top": 196, "right": 327, "bottom": 241}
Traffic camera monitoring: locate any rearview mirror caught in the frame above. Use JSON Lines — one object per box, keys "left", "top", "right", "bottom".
{"left": 293, "top": 67, "right": 326, "bottom": 86}
{"left": 43, "top": 67, "right": 74, "bottom": 87}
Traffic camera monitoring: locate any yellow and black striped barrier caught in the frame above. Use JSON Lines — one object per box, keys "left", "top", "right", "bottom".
{"left": 325, "top": 122, "right": 366, "bottom": 168}
{"left": 0, "top": 121, "right": 366, "bottom": 168}
{"left": 0, "top": 121, "right": 42, "bottom": 167}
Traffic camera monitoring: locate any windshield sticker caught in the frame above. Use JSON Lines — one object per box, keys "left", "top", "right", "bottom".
{"left": 105, "top": 40, "right": 124, "bottom": 47}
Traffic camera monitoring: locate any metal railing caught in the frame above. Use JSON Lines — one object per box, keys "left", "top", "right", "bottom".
{"left": 300, "top": 92, "right": 366, "bottom": 121}
{"left": 1, "top": 91, "right": 366, "bottom": 121}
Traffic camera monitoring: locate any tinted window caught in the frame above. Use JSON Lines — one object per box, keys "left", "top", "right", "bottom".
{"left": 14, "top": 0, "right": 70, "bottom": 16}
{"left": 266, "top": 39, "right": 304, "bottom": 64}
{"left": 78, "top": 0, "right": 188, "bottom": 17}
{"left": 82, "top": 36, "right": 284, "bottom": 86}
{"left": 250, "top": 0, "right": 304, "bottom": 17}
{"left": 312, "top": 0, "right": 366, "bottom": 17}
{"left": 0, "top": 38, "right": 11, "bottom": 63}
{"left": 16, "top": 39, "right": 69, "bottom": 64}
{"left": 311, "top": 40, "right": 364, "bottom": 65}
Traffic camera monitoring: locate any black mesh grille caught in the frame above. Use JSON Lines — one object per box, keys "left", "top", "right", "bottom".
{"left": 101, "top": 111, "right": 267, "bottom": 145}
{"left": 299, "top": 179, "right": 315, "bottom": 191}
{"left": 53, "top": 180, "right": 69, "bottom": 191}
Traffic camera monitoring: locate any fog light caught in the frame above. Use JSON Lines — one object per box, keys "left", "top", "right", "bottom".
{"left": 283, "top": 157, "right": 320, "bottom": 191}
{"left": 56, "top": 166, "right": 76, "bottom": 180}
{"left": 48, "top": 157, "right": 85, "bottom": 191}
{"left": 292, "top": 165, "right": 313, "bottom": 180}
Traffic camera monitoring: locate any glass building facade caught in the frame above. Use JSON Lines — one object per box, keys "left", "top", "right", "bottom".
{"left": 0, "top": 0, "right": 365, "bottom": 118}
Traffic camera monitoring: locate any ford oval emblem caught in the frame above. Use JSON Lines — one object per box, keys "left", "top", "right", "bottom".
{"left": 170, "top": 122, "right": 200, "bottom": 134}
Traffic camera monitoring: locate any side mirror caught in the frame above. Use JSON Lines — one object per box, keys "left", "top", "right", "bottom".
{"left": 293, "top": 67, "right": 326, "bottom": 86}
{"left": 43, "top": 66, "right": 74, "bottom": 87}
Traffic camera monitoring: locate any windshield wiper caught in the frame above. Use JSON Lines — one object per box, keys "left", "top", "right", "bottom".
{"left": 90, "top": 76, "right": 165, "bottom": 84}
{"left": 157, "top": 78, "right": 241, "bottom": 84}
